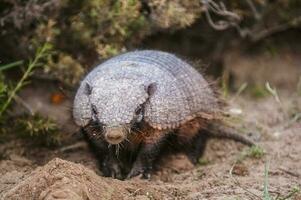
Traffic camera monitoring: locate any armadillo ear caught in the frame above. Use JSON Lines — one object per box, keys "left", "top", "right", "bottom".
{"left": 73, "top": 82, "right": 92, "bottom": 127}
{"left": 146, "top": 83, "right": 157, "bottom": 97}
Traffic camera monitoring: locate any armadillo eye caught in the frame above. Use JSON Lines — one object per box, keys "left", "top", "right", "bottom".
{"left": 135, "top": 106, "right": 142, "bottom": 115}
{"left": 91, "top": 104, "right": 98, "bottom": 115}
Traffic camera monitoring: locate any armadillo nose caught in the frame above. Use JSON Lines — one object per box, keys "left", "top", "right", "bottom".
{"left": 105, "top": 127, "right": 125, "bottom": 144}
{"left": 107, "top": 135, "right": 122, "bottom": 144}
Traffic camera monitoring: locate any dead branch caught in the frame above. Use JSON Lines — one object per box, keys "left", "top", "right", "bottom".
{"left": 201, "top": 0, "right": 241, "bottom": 31}
{"left": 201, "top": 0, "right": 301, "bottom": 42}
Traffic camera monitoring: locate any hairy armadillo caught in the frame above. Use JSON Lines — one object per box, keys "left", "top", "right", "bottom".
{"left": 73, "top": 50, "right": 254, "bottom": 179}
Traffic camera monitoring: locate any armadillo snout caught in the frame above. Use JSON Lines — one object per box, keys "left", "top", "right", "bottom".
{"left": 105, "top": 127, "right": 126, "bottom": 144}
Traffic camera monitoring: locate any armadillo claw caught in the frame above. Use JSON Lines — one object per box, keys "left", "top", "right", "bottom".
{"left": 126, "top": 163, "right": 143, "bottom": 179}
{"left": 126, "top": 161, "right": 152, "bottom": 180}
{"left": 101, "top": 157, "right": 123, "bottom": 180}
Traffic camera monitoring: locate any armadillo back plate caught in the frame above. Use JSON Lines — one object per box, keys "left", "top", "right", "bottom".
{"left": 74, "top": 50, "right": 219, "bottom": 129}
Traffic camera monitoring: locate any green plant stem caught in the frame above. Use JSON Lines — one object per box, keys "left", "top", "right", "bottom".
{"left": 0, "top": 60, "right": 24, "bottom": 71}
{"left": 263, "top": 161, "right": 272, "bottom": 200}
{"left": 0, "top": 44, "right": 50, "bottom": 118}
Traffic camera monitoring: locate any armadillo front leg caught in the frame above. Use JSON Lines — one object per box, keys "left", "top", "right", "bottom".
{"left": 101, "top": 147, "right": 124, "bottom": 179}
{"left": 81, "top": 128, "right": 123, "bottom": 179}
{"left": 127, "top": 131, "right": 170, "bottom": 179}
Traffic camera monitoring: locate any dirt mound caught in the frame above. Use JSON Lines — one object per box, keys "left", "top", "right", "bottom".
{"left": 2, "top": 158, "right": 187, "bottom": 200}
{"left": 2, "top": 158, "right": 141, "bottom": 200}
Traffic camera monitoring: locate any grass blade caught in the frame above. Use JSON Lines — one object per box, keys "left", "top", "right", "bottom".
{"left": 263, "top": 161, "right": 272, "bottom": 200}
{"left": 0, "top": 60, "right": 24, "bottom": 71}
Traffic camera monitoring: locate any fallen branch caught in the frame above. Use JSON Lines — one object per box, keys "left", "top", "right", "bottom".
{"left": 201, "top": 0, "right": 301, "bottom": 42}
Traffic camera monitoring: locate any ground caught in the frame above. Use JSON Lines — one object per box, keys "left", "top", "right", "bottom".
{"left": 0, "top": 93, "right": 300, "bottom": 199}
{"left": 0, "top": 47, "right": 301, "bottom": 199}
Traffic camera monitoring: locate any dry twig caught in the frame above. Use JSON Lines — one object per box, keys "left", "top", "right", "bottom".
{"left": 201, "top": 0, "right": 301, "bottom": 42}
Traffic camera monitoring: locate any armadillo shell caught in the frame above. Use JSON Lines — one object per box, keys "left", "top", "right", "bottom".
{"left": 77, "top": 50, "right": 219, "bottom": 129}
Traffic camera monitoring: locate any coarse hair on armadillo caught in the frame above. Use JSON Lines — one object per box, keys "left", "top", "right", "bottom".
{"left": 73, "top": 50, "right": 223, "bottom": 130}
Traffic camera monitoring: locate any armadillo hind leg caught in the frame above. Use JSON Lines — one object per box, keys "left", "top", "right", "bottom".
{"left": 206, "top": 123, "right": 255, "bottom": 146}
{"left": 186, "top": 130, "right": 209, "bottom": 165}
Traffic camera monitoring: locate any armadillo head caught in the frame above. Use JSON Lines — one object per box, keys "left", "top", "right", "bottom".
{"left": 73, "top": 78, "right": 156, "bottom": 145}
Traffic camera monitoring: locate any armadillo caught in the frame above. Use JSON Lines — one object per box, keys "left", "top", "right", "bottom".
{"left": 73, "top": 50, "right": 254, "bottom": 179}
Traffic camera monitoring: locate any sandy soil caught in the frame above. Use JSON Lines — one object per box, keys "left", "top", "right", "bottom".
{"left": 0, "top": 93, "right": 300, "bottom": 199}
